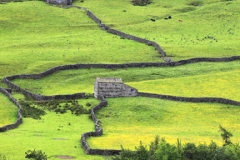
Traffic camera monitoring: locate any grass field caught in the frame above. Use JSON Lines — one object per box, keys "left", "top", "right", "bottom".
{"left": 0, "top": 93, "right": 18, "bottom": 127}
{"left": 0, "top": 1, "right": 163, "bottom": 80}
{"left": 127, "top": 69, "right": 240, "bottom": 101}
{"left": 0, "top": 97, "right": 105, "bottom": 160}
{"left": 87, "top": 97, "right": 240, "bottom": 150}
{"left": 11, "top": 61, "right": 240, "bottom": 101}
{"left": 0, "top": 0, "right": 240, "bottom": 159}
{"left": 74, "top": 0, "right": 240, "bottom": 61}
{"left": 0, "top": 0, "right": 239, "bottom": 81}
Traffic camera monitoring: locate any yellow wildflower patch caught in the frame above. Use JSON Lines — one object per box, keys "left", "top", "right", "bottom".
{"left": 127, "top": 70, "right": 240, "bottom": 101}
{"left": 88, "top": 97, "right": 240, "bottom": 149}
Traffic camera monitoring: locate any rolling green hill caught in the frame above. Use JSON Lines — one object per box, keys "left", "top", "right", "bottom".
{"left": 0, "top": 0, "right": 239, "bottom": 159}
{"left": 75, "top": 0, "right": 240, "bottom": 61}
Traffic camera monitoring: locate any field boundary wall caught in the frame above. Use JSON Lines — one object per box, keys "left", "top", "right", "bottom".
{"left": 22, "top": 89, "right": 87, "bottom": 101}
{"left": 85, "top": 10, "right": 166, "bottom": 57}
{"left": 1, "top": 4, "right": 240, "bottom": 156}
{"left": 87, "top": 10, "right": 101, "bottom": 24}
{"left": 137, "top": 92, "right": 240, "bottom": 106}
{"left": 81, "top": 94, "right": 122, "bottom": 155}
{"left": 3, "top": 56, "right": 240, "bottom": 100}
{"left": 0, "top": 88, "right": 22, "bottom": 132}
{"left": 81, "top": 92, "right": 240, "bottom": 156}
{"left": 2, "top": 57, "right": 240, "bottom": 154}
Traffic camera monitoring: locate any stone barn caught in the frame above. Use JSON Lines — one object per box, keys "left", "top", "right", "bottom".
{"left": 94, "top": 77, "right": 138, "bottom": 98}
{"left": 46, "top": 0, "right": 73, "bottom": 5}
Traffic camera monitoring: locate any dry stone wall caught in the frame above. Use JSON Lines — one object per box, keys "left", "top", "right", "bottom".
{"left": 81, "top": 92, "right": 240, "bottom": 156}
{"left": 96, "top": 82, "right": 137, "bottom": 98}
{"left": 45, "top": 0, "right": 73, "bottom": 5}
{"left": 3, "top": 56, "right": 240, "bottom": 101}
{"left": 3, "top": 57, "right": 240, "bottom": 81}
{"left": 87, "top": 11, "right": 101, "bottom": 24}
{"left": 137, "top": 92, "right": 240, "bottom": 106}
{"left": 85, "top": 9, "right": 166, "bottom": 57}
{"left": 81, "top": 94, "right": 122, "bottom": 155}
{"left": 3, "top": 77, "right": 21, "bottom": 92}
{"left": 0, "top": 88, "right": 22, "bottom": 132}
{"left": 2, "top": 56, "right": 240, "bottom": 154}
{"left": 5, "top": 88, "right": 11, "bottom": 94}
{"left": 1, "top": 6, "right": 240, "bottom": 150}
{"left": 1, "top": 5, "right": 240, "bottom": 156}
{"left": 22, "top": 89, "right": 86, "bottom": 101}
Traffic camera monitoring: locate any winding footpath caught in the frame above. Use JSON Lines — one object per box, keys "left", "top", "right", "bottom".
{"left": 0, "top": 5, "right": 240, "bottom": 156}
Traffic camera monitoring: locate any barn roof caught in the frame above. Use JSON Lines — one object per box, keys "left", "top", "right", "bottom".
{"left": 96, "top": 77, "right": 122, "bottom": 83}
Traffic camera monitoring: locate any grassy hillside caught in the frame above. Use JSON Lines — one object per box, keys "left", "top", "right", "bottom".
{"left": 11, "top": 61, "right": 240, "bottom": 100}
{"left": 0, "top": 1, "right": 163, "bottom": 80}
{"left": 87, "top": 97, "right": 240, "bottom": 150}
{"left": 0, "top": 0, "right": 239, "bottom": 81}
{"left": 0, "top": 93, "right": 18, "bottom": 127}
{"left": 74, "top": 0, "right": 240, "bottom": 60}
{"left": 0, "top": 0, "right": 240, "bottom": 159}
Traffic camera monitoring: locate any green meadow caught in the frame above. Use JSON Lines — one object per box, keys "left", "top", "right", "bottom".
{"left": 0, "top": 1, "right": 163, "bottom": 80}
{"left": 75, "top": 0, "right": 240, "bottom": 61}
{"left": 0, "top": 0, "right": 240, "bottom": 159}
{"left": 0, "top": 93, "right": 18, "bottom": 127}
{"left": 87, "top": 97, "right": 240, "bottom": 150}
{"left": 0, "top": 0, "right": 239, "bottom": 80}
{"left": 127, "top": 69, "right": 240, "bottom": 101}
{"left": 0, "top": 96, "right": 105, "bottom": 160}
{"left": 12, "top": 61, "right": 240, "bottom": 100}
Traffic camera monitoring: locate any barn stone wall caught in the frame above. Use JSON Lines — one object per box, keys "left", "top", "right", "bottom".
{"left": 122, "top": 84, "right": 138, "bottom": 97}
{"left": 46, "top": 0, "right": 72, "bottom": 5}
{"left": 96, "top": 82, "right": 137, "bottom": 98}
{"left": 94, "top": 79, "right": 99, "bottom": 98}
{"left": 97, "top": 82, "right": 122, "bottom": 98}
